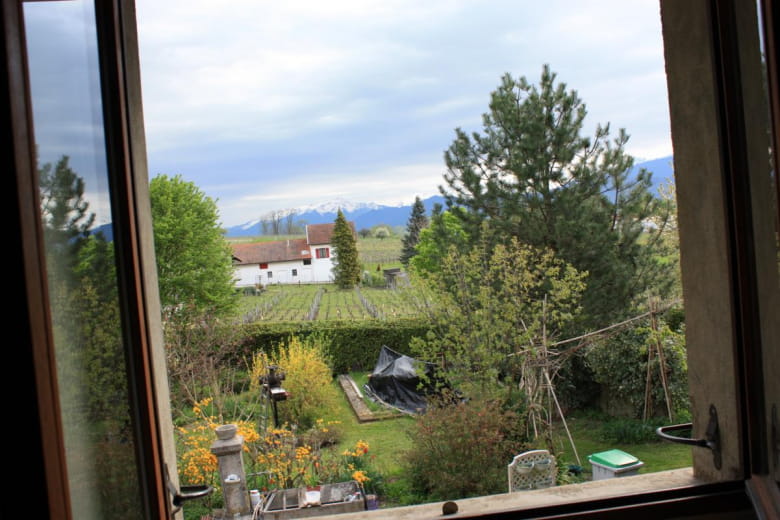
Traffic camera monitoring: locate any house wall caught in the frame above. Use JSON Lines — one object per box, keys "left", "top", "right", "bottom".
{"left": 234, "top": 264, "right": 262, "bottom": 287}
{"left": 233, "top": 244, "right": 338, "bottom": 287}
{"left": 261, "top": 259, "right": 308, "bottom": 285}
{"left": 310, "top": 245, "right": 334, "bottom": 283}
{"left": 234, "top": 261, "right": 324, "bottom": 287}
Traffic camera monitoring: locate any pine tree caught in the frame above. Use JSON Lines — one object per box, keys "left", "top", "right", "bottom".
{"left": 400, "top": 196, "right": 429, "bottom": 266}
{"left": 39, "top": 155, "right": 96, "bottom": 269}
{"left": 440, "top": 64, "right": 673, "bottom": 328}
{"left": 331, "top": 209, "right": 361, "bottom": 289}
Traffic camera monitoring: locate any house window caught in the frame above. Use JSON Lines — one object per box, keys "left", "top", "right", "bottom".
{"left": 303, "top": 259, "right": 311, "bottom": 265}
{"left": 267, "top": 271, "right": 273, "bottom": 279}
{"left": 292, "top": 269, "right": 297, "bottom": 277}
{"left": 315, "top": 247, "right": 329, "bottom": 259}
{"left": 260, "top": 263, "right": 268, "bottom": 269}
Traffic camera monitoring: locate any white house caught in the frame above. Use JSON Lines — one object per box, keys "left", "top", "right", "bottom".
{"left": 231, "top": 222, "right": 356, "bottom": 288}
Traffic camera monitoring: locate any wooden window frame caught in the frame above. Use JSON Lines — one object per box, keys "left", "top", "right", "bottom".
{"left": 2, "top": 0, "right": 174, "bottom": 518}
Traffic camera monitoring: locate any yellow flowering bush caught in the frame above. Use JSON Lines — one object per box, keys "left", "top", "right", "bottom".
{"left": 250, "top": 335, "right": 341, "bottom": 431}
{"left": 250, "top": 424, "right": 379, "bottom": 495}
{"left": 176, "top": 397, "right": 260, "bottom": 486}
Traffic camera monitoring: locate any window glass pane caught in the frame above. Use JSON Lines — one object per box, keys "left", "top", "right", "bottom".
{"left": 24, "top": 1, "right": 144, "bottom": 517}
{"left": 136, "top": 0, "right": 699, "bottom": 513}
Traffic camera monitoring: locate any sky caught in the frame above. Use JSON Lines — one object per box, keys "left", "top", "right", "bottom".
{"left": 30, "top": 1, "right": 675, "bottom": 229}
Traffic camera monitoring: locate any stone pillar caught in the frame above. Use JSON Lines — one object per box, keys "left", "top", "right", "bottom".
{"left": 211, "top": 424, "right": 251, "bottom": 516}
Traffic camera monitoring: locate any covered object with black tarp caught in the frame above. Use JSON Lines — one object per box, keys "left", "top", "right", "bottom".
{"left": 364, "top": 345, "right": 442, "bottom": 414}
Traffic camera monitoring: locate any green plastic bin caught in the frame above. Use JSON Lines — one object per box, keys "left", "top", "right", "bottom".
{"left": 587, "top": 449, "right": 644, "bottom": 480}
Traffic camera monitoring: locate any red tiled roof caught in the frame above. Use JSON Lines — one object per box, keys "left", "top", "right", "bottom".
{"left": 232, "top": 238, "right": 311, "bottom": 265}
{"left": 232, "top": 221, "right": 356, "bottom": 265}
{"left": 306, "top": 222, "right": 356, "bottom": 245}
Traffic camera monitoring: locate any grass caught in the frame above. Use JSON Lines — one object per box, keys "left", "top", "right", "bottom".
{"left": 230, "top": 283, "right": 425, "bottom": 323}
{"left": 357, "top": 236, "right": 402, "bottom": 266}
{"left": 327, "top": 379, "right": 415, "bottom": 478}
{"left": 328, "top": 372, "right": 693, "bottom": 504}
{"left": 549, "top": 411, "right": 692, "bottom": 479}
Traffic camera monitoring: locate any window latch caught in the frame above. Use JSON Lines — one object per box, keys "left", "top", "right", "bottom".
{"left": 164, "top": 464, "right": 214, "bottom": 516}
{"left": 656, "top": 404, "right": 722, "bottom": 470}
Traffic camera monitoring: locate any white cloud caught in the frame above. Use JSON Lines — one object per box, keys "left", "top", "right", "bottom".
{"left": 136, "top": 0, "right": 674, "bottom": 226}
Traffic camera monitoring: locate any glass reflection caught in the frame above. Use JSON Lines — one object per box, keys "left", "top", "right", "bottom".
{"left": 24, "top": 1, "right": 143, "bottom": 518}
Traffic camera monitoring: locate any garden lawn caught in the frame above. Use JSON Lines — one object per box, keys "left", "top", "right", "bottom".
{"left": 549, "top": 412, "right": 693, "bottom": 480}
{"left": 320, "top": 375, "right": 694, "bottom": 506}
{"left": 326, "top": 379, "right": 415, "bottom": 478}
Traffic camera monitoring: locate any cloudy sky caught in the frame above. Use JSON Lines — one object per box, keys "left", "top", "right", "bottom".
{"left": 131, "top": 1, "right": 673, "bottom": 227}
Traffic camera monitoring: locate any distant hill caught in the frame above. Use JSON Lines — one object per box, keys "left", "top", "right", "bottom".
{"left": 632, "top": 155, "right": 674, "bottom": 195}
{"left": 223, "top": 155, "right": 674, "bottom": 238}
{"left": 223, "top": 195, "right": 446, "bottom": 237}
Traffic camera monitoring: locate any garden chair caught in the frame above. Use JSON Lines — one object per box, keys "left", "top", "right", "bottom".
{"left": 508, "top": 449, "right": 557, "bottom": 492}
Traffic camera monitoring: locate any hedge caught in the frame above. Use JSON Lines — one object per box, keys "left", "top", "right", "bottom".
{"left": 237, "top": 318, "right": 431, "bottom": 374}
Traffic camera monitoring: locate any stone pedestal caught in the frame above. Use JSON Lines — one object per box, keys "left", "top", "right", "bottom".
{"left": 210, "top": 424, "right": 251, "bottom": 517}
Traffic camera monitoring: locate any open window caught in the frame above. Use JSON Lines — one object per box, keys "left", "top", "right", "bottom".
{"left": 1, "top": 0, "right": 778, "bottom": 518}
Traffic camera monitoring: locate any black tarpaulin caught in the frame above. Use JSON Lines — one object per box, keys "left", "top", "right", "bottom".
{"left": 364, "top": 345, "right": 439, "bottom": 414}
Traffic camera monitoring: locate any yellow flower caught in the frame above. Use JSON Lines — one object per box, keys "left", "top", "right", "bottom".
{"left": 352, "top": 470, "right": 370, "bottom": 485}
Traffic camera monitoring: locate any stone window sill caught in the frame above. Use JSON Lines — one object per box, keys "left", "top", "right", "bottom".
{"left": 331, "top": 467, "right": 700, "bottom": 520}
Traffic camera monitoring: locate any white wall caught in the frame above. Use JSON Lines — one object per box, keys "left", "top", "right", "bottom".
{"left": 234, "top": 264, "right": 262, "bottom": 287}
{"left": 310, "top": 245, "right": 334, "bottom": 283}
{"left": 233, "top": 248, "right": 335, "bottom": 287}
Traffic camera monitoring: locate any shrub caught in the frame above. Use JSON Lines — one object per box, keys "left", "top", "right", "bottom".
{"left": 251, "top": 426, "right": 380, "bottom": 496}
{"left": 585, "top": 318, "right": 689, "bottom": 420}
{"left": 251, "top": 335, "right": 341, "bottom": 431}
{"left": 402, "top": 396, "right": 529, "bottom": 501}
{"left": 240, "top": 318, "right": 430, "bottom": 373}
{"left": 599, "top": 417, "right": 664, "bottom": 444}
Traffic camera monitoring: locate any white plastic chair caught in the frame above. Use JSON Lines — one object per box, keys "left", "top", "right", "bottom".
{"left": 508, "top": 449, "right": 557, "bottom": 492}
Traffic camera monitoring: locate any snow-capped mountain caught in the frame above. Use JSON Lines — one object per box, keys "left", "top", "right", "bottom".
{"left": 222, "top": 155, "right": 674, "bottom": 238}
{"left": 223, "top": 196, "right": 445, "bottom": 237}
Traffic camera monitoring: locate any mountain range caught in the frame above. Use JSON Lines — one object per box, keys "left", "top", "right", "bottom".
{"left": 223, "top": 155, "right": 674, "bottom": 237}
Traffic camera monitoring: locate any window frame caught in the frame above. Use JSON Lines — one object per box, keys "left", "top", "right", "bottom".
{"left": 2, "top": 0, "right": 174, "bottom": 518}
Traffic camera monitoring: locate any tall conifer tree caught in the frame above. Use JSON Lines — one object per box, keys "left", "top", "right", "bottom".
{"left": 400, "top": 196, "right": 429, "bottom": 266}
{"left": 331, "top": 209, "right": 361, "bottom": 289}
{"left": 440, "top": 65, "right": 672, "bottom": 328}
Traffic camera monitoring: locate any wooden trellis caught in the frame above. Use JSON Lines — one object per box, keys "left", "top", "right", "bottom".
{"left": 512, "top": 297, "right": 681, "bottom": 466}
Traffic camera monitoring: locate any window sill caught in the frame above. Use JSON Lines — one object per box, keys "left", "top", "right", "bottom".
{"left": 336, "top": 468, "right": 702, "bottom": 519}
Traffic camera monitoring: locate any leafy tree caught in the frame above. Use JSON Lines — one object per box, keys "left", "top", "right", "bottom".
{"left": 149, "top": 174, "right": 237, "bottom": 317}
{"left": 408, "top": 204, "right": 468, "bottom": 276}
{"left": 400, "top": 196, "right": 429, "bottom": 266}
{"left": 585, "top": 317, "right": 689, "bottom": 420}
{"left": 410, "top": 232, "right": 587, "bottom": 405}
{"left": 330, "top": 209, "right": 361, "bottom": 289}
{"left": 373, "top": 225, "right": 391, "bottom": 239}
{"left": 439, "top": 64, "right": 673, "bottom": 329}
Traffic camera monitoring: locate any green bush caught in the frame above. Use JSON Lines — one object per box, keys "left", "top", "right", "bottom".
{"left": 585, "top": 318, "right": 689, "bottom": 420}
{"left": 238, "top": 318, "right": 430, "bottom": 373}
{"left": 402, "top": 396, "right": 529, "bottom": 501}
{"left": 599, "top": 417, "right": 664, "bottom": 444}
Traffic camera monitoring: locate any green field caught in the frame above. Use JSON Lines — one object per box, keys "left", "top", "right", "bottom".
{"left": 357, "top": 236, "right": 403, "bottom": 267}
{"left": 235, "top": 285, "right": 423, "bottom": 322}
